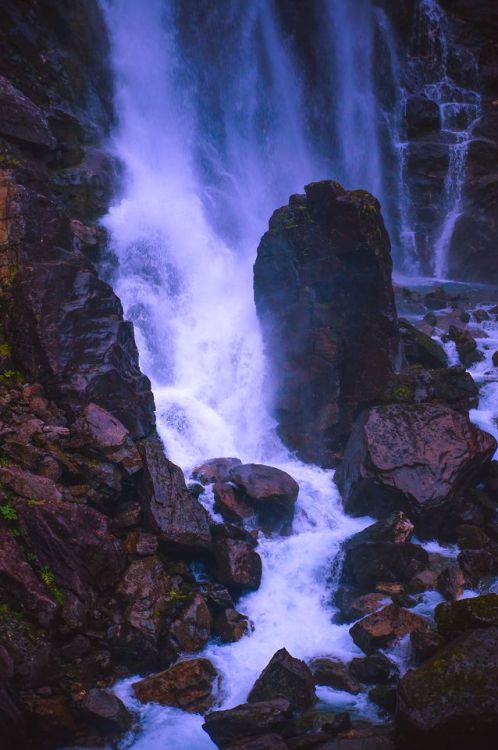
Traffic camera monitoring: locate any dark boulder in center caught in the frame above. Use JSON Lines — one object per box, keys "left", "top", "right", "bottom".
{"left": 254, "top": 180, "right": 400, "bottom": 467}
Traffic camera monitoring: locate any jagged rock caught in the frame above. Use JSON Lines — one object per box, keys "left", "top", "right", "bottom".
{"left": 163, "top": 592, "right": 212, "bottom": 663}
{"left": 405, "top": 569, "right": 438, "bottom": 594}
{"left": 123, "top": 530, "right": 158, "bottom": 557}
{"left": 437, "top": 565, "right": 466, "bottom": 601}
{"left": 383, "top": 365, "right": 479, "bottom": 413}
{"left": 212, "top": 539, "right": 262, "bottom": 593}
{"left": 435, "top": 593, "right": 498, "bottom": 636}
{"left": 192, "top": 458, "right": 242, "bottom": 485}
{"left": 203, "top": 699, "right": 294, "bottom": 747}
{"left": 335, "top": 592, "right": 387, "bottom": 622}
{"left": 405, "top": 95, "right": 441, "bottom": 138}
{"left": 71, "top": 403, "right": 142, "bottom": 474}
{"left": 340, "top": 513, "right": 428, "bottom": 592}
{"left": 458, "top": 548, "right": 498, "bottom": 585}
{"left": 368, "top": 684, "right": 397, "bottom": 714}
{"left": 336, "top": 404, "right": 496, "bottom": 537}
{"left": 309, "top": 658, "right": 360, "bottom": 694}
{"left": 254, "top": 180, "right": 400, "bottom": 467}
{"left": 133, "top": 658, "right": 219, "bottom": 713}
{"left": 398, "top": 318, "right": 448, "bottom": 368}
{"left": 248, "top": 648, "right": 316, "bottom": 710}
{"left": 397, "top": 627, "right": 498, "bottom": 748}
{"left": 349, "top": 653, "right": 399, "bottom": 685}
{"left": 349, "top": 605, "right": 431, "bottom": 654}
{"left": 81, "top": 688, "right": 131, "bottom": 732}
{"left": 138, "top": 435, "right": 212, "bottom": 553}
{"left": 228, "top": 464, "right": 299, "bottom": 527}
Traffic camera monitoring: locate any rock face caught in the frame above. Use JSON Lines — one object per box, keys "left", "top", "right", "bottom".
{"left": 133, "top": 658, "right": 219, "bottom": 713}
{"left": 212, "top": 539, "right": 263, "bottom": 594}
{"left": 254, "top": 180, "right": 400, "bottom": 467}
{"left": 397, "top": 627, "right": 498, "bottom": 748}
{"left": 203, "top": 699, "right": 294, "bottom": 748}
{"left": 336, "top": 404, "right": 497, "bottom": 536}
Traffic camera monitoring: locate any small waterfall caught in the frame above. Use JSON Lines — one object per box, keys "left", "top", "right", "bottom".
{"left": 410, "top": 0, "right": 481, "bottom": 278}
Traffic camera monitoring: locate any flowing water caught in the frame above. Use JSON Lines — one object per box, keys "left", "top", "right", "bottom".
{"left": 96, "top": 1, "right": 495, "bottom": 748}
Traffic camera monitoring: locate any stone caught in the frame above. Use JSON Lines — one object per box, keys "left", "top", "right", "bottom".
{"left": 309, "top": 658, "right": 360, "bottom": 694}
{"left": 405, "top": 94, "right": 441, "bottom": 138}
{"left": 458, "top": 549, "right": 498, "bottom": 585}
{"left": 248, "top": 648, "right": 316, "bottom": 711}
{"left": 397, "top": 627, "right": 498, "bottom": 747}
{"left": 435, "top": 593, "right": 498, "bottom": 636}
{"left": 341, "top": 514, "right": 428, "bottom": 592}
{"left": 398, "top": 318, "right": 448, "bottom": 369}
{"left": 123, "top": 530, "right": 158, "bottom": 556}
{"left": 71, "top": 403, "right": 142, "bottom": 474}
{"left": 437, "top": 564, "right": 465, "bottom": 601}
{"left": 212, "top": 539, "right": 262, "bottom": 593}
{"left": 368, "top": 684, "right": 397, "bottom": 714}
{"left": 349, "top": 605, "right": 431, "bottom": 655}
{"left": 410, "top": 629, "right": 445, "bottom": 661}
{"left": 228, "top": 464, "right": 299, "bottom": 526}
{"left": 214, "top": 482, "right": 254, "bottom": 523}
{"left": 133, "top": 658, "right": 219, "bottom": 714}
{"left": 492, "top": 351, "right": 498, "bottom": 367}
{"left": 405, "top": 569, "right": 438, "bottom": 594}
{"left": 254, "top": 181, "right": 400, "bottom": 467}
{"left": 213, "top": 609, "right": 250, "bottom": 643}
{"left": 203, "top": 699, "right": 294, "bottom": 747}
{"left": 445, "top": 325, "right": 485, "bottom": 368}
{"left": 192, "top": 458, "right": 242, "bottom": 485}
{"left": 225, "top": 737, "right": 287, "bottom": 750}
{"left": 138, "top": 435, "right": 212, "bottom": 553}
{"left": 81, "top": 688, "right": 131, "bottom": 732}
{"left": 349, "top": 654, "right": 398, "bottom": 685}
{"left": 164, "top": 592, "right": 212, "bottom": 662}
{"left": 0, "top": 75, "right": 56, "bottom": 150}
{"left": 336, "top": 404, "right": 496, "bottom": 537}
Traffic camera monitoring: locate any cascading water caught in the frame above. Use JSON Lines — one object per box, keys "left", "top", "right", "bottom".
{"left": 100, "top": 1, "right": 375, "bottom": 747}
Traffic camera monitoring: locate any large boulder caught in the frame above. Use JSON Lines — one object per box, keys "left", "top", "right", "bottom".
{"left": 247, "top": 648, "right": 316, "bottom": 711}
{"left": 133, "top": 658, "right": 219, "bottom": 714}
{"left": 435, "top": 593, "right": 498, "bottom": 637}
{"left": 254, "top": 180, "right": 400, "bottom": 467}
{"left": 336, "top": 404, "right": 496, "bottom": 537}
{"left": 227, "top": 464, "right": 299, "bottom": 527}
{"left": 397, "top": 627, "right": 498, "bottom": 748}
{"left": 398, "top": 318, "right": 448, "bottom": 369}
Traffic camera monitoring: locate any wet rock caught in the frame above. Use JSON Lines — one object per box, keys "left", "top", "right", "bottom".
{"left": 336, "top": 404, "right": 497, "bottom": 537}
{"left": 214, "top": 483, "right": 254, "bottom": 523}
{"left": 398, "top": 318, "right": 448, "bottom": 369}
{"left": 123, "top": 530, "right": 158, "bottom": 557}
{"left": 212, "top": 539, "right": 262, "bottom": 593}
{"left": 248, "top": 648, "right": 316, "bottom": 711}
{"left": 133, "top": 658, "right": 219, "bottom": 714}
{"left": 113, "top": 501, "right": 141, "bottom": 529}
{"left": 436, "top": 565, "right": 466, "bottom": 601}
{"left": 254, "top": 180, "right": 400, "bottom": 467}
{"left": 338, "top": 592, "right": 387, "bottom": 622}
{"left": 445, "top": 325, "right": 485, "bottom": 367}
{"left": 341, "top": 513, "right": 428, "bottom": 592}
{"left": 81, "top": 688, "right": 131, "bottom": 732}
{"left": 228, "top": 464, "right": 299, "bottom": 527}
{"left": 213, "top": 608, "right": 250, "bottom": 643}
{"left": 349, "top": 653, "right": 399, "bottom": 685}
{"left": 163, "top": 592, "right": 212, "bottom": 664}
{"left": 309, "top": 658, "right": 360, "bottom": 694}
{"left": 405, "top": 95, "right": 441, "bottom": 138}
{"left": 405, "top": 569, "right": 438, "bottom": 594}
{"left": 203, "top": 698, "right": 294, "bottom": 748}
{"left": 349, "top": 605, "right": 431, "bottom": 654}
{"left": 384, "top": 365, "right": 479, "bottom": 413}
{"left": 0, "top": 465, "right": 62, "bottom": 502}
{"left": 397, "top": 626, "right": 498, "bottom": 748}
{"left": 138, "top": 435, "right": 212, "bottom": 553}
{"left": 435, "top": 593, "right": 498, "bottom": 637}
{"left": 192, "top": 458, "right": 242, "bottom": 485}
{"left": 424, "top": 287, "right": 449, "bottom": 310}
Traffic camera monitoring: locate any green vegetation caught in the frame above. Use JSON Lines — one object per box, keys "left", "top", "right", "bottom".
{"left": 38, "top": 565, "right": 65, "bottom": 605}
{"left": 0, "top": 343, "right": 11, "bottom": 358}
{"left": 0, "top": 369, "right": 23, "bottom": 386}
{"left": 0, "top": 504, "right": 18, "bottom": 522}
{"left": 0, "top": 154, "right": 22, "bottom": 169}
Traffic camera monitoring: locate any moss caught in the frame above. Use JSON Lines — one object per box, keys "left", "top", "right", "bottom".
{"left": 0, "top": 343, "right": 11, "bottom": 358}
{"left": 0, "top": 504, "right": 18, "bottom": 522}
{"left": 386, "top": 382, "right": 415, "bottom": 402}
{"left": 38, "top": 565, "right": 65, "bottom": 605}
{"left": 0, "top": 369, "right": 23, "bottom": 386}
{"left": 0, "top": 154, "right": 22, "bottom": 169}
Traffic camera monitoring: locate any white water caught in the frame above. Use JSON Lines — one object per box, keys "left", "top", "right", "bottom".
{"left": 99, "top": 1, "right": 379, "bottom": 747}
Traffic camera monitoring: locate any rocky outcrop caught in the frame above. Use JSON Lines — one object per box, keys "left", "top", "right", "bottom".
{"left": 254, "top": 180, "right": 400, "bottom": 467}
{"left": 247, "top": 649, "right": 316, "bottom": 711}
{"left": 336, "top": 403, "right": 496, "bottom": 536}
{"left": 133, "top": 658, "right": 219, "bottom": 714}
{"left": 350, "top": 604, "right": 431, "bottom": 655}
{"left": 397, "top": 626, "right": 498, "bottom": 748}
